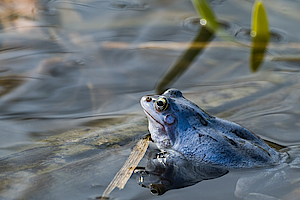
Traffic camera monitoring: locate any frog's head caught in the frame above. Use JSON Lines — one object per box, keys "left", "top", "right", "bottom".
{"left": 141, "top": 88, "right": 212, "bottom": 149}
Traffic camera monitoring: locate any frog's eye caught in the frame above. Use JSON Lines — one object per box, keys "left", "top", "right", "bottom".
{"left": 155, "top": 97, "right": 169, "bottom": 112}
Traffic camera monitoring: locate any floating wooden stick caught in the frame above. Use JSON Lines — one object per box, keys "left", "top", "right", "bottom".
{"left": 101, "top": 135, "right": 150, "bottom": 199}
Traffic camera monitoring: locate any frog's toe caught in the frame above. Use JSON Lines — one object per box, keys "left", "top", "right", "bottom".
{"left": 136, "top": 172, "right": 161, "bottom": 188}
{"left": 135, "top": 167, "right": 174, "bottom": 194}
{"left": 149, "top": 183, "right": 168, "bottom": 195}
{"left": 133, "top": 166, "right": 147, "bottom": 174}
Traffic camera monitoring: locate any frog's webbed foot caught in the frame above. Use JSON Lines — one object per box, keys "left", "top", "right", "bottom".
{"left": 135, "top": 168, "right": 171, "bottom": 195}
{"left": 134, "top": 150, "right": 175, "bottom": 195}
{"left": 135, "top": 149, "right": 228, "bottom": 195}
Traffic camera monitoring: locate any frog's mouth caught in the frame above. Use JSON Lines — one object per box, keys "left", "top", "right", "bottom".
{"left": 143, "top": 109, "right": 173, "bottom": 148}
{"left": 143, "top": 109, "right": 166, "bottom": 132}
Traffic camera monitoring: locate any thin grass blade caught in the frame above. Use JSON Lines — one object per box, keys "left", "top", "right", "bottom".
{"left": 250, "top": 1, "right": 270, "bottom": 72}
{"left": 191, "top": 0, "right": 219, "bottom": 32}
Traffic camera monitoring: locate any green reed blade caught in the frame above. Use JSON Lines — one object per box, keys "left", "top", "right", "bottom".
{"left": 250, "top": 1, "right": 270, "bottom": 72}
{"left": 191, "top": 0, "right": 219, "bottom": 32}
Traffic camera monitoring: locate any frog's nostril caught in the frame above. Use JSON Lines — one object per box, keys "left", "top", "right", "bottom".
{"left": 146, "top": 97, "right": 152, "bottom": 102}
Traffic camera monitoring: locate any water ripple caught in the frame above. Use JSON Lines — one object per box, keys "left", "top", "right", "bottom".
{"left": 109, "top": 1, "right": 148, "bottom": 11}
{"left": 181, "top": 16, "right": 235, "bottom": 35}
{"left": 234, "top": 27, "right": 289, "bottom": 44}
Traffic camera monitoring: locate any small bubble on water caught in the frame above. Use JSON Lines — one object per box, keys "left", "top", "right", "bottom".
{"left": 250, "top": 30, "right": 256, "bottom": 37}
{"left": 200, "top": 19, "right": 207, "bottom": 26}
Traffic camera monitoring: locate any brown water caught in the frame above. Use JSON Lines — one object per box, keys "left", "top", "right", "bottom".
{"left": 0, "top": 0, "right": 300, "bottom": 199}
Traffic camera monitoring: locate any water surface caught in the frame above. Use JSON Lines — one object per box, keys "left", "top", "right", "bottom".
{"left": 0, "top": 0, "right": 300, "bottom": 199}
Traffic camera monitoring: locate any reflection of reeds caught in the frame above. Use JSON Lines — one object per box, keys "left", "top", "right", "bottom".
{"left": 101, "top": 41, "right": 300, "bottom": 51}
{"left": 102, "top": 40, "right": 300, "bottom": 63}
{"left": 155, "top": 0, "right": 273, "bottom": 93}
{"left": 0, "top": 0, "right": 37, "bottom": 20}
{"left": 0, "top": 75, "right": 26, "bottom": 97}
{"left": 153, "top": 0, "right": 265, "bottom": 94}
{"left": 0, "top": 0, "right": 37, "bottom": 30}
{"left": 154, "top": 0, "right": 218, "bottom": 94}
{"left": 153, "top": 0, "right": 271, "bottom": 93}
{"left": 156, "top": 26, "right": 214, "bottom": 94}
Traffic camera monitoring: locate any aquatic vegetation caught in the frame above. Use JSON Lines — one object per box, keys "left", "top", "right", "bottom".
{"left": 156, "top": 0, "right": 271, "bottom": 94}
{"left": 190, "top": 0, "right": 218, "bottom": 32}
{"left": 250, "top": 1, "right": 270, "bottom": 72}
{"left": 156, "top": 0, "right": 217, "bottom": 94}
{"left": 156, "top": 27, "right": 214, "bottom": 94}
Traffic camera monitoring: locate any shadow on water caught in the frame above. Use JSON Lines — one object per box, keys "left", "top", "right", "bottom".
{"left": 156, "top": 0, "right": 218, "bottom": 94}
{"left": 156, "top": 25, "right": 214, "bottom": 94}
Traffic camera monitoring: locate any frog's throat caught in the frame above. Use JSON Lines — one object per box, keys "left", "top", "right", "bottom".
{"left": 143, "top": 109, "right": 166, "bottom": 133}
{"left": 143, "top": 109, "right": 174, "bottom": 149}
{"left": 144, "top": 110, "right": 166, "bottom": 133}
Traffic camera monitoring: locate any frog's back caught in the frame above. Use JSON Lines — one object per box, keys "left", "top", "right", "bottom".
{"left": 173, "top": 116, "right": 282, "bottom": 169}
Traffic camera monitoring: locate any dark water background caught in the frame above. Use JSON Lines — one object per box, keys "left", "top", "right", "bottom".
{"left": 0, "top": 0, "right": 300, "bottom": 199}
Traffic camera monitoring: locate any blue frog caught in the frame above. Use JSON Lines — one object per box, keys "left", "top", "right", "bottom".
{"left": 138, "top": 88, "right": 289, "bottom": 196}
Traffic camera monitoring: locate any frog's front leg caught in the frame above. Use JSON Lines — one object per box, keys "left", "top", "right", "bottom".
{"left": 136, "top": 149, "right": 228, "bottom": 195}
{"left": 135, "top": 149, "right": 186, "bottom": 195}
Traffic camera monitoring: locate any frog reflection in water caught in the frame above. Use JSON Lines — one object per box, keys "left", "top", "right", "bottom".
{"left": 138, "top": 88, "right": 297, "bottom": 199}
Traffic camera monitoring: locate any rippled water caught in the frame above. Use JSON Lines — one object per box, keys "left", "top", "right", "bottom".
{"left": 0, "top": 0, "right": 300, "bottom": 199}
